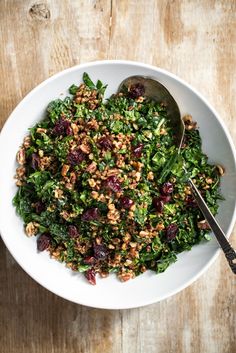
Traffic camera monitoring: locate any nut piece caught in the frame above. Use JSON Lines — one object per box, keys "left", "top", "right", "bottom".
{"left": 118, "top": 271, "right": 134, "bottom": 282}
{"left": 216, "top": 164, "right": 225, "bottom": 176}
{"left": 156, "top": 223, "right": 165, "bottom": 231}
{"left": 16, "top": 148, "right": 26, "bottom": 165}
{"left": 88, "top": 178, "right": 96, "bottom": 188}
{"left": 147, "top": 171, "right": 154, "bottom": 180}
{"left": 36, "top": 128, "right": 47, "bottom": 133}
{"left": 197, "top": 220, "right": 211, "bottom": 230}
{"left": 183, "top": 114, "right": 193, "bottom": 123}
{"left": 23, "top": 136, "right": 31, "bottom": 148}
{"left": 183, "top": 114, "right": 197, "bottom": 130}
{"left": 87, "top": 119, "right": 99, "bottom": 130}
{"left": 25, "top": 222, "right": 39, "bottom": 237}
{"left": 54, "top": 188, "right": 64, "bottom": 199}
{"left": 61, "top": 164, "right": 70, "bottom": 177}
{"left": 15, "top": 166, "right": 26, "bottom": 179}
{"left": 86, "top": 161, "right": 97, "bottom": 173}
{"left": 80, "top": 143, "right": 90, "bottom": 154}
{"left": 139, "top": 230, "right": 149, "bottom": 238}
{"left": 71, "top": 123, "right": 79, "bottom": 135}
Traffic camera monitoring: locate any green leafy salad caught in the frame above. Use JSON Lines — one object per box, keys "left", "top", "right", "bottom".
{"left": 13, "top": 73, "right": 223, "bottom": 284}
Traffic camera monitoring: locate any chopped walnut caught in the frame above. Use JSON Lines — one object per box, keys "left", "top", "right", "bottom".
{"left": 206, "top": 178, "right": 213, "bottom": 184}
{"left": 61, "top": 164, "right": 70, "bottom": 177}
{"left": 15, "top": 166, "right": 26, "bottom": 179}
{"left": 36, "top": 127, "right": 47, "bottom": 133}
{"left": 197, "top": 220, "right": 211, "bottom": 230}
{"left": 156, "top": 223, "right": 165, "bottom": 231}
{"left": 216, "top": 164, "right": 225, "bottom": 176}
{"left": 107, "top": 206, "right": 120, "bottom": 224}
{"left": 80, "top": 143, "right": 91, "bottom": 154}
{"left": 71, "top": 123, "right": 79, "bottom": 135}
{"left": 70, "top": 172, "right": 76, "bottom": 184}
{"left": 23, "top": 136, "right": 31, "bottom": 148}
{"left": 88, "top": 178, "right": 96, "bottom": 187}
{"left": 118, "top": 271, "right": 134, "bottom": 282}
{"left": 139, "top": 230, "right": 149, "bottom": 238}
{"left": 91, "top": 191, "right": 99, "bottom": 199}
{"left": 39, "top": 156, "right": 51, "bottom": 170}
{"left": 16, "top": 148, "right": 25, "bottom": 165}
{"left": 86, "top": 161, "right": 97, "bottom": 173}
{"left": 54, "top": 188, "right": 64, "bottom": 199}
{"left": 147, "top": 171, "right": 154, "bottom": 180}
{"left": 25, "top": 222, "right": 39, "bottom": 237}
{"left": 183, "top": 114, "right": 197, "bottom": 130}
{"left": 87, "top": 118, "right": 99, "bottom": 130}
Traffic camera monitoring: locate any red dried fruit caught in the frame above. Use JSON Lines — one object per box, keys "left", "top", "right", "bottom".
{"left": 34, "top": 201, "right": 45, "bottom": 214}
{"left": 104, "top": 175, "right": 122, "bottom": 192}
{"left": 67, "top": 149, "right": 86, "bottom": 166}
{"left": 68, "top": 225, "right": 79, "bottom": 238}
{"left": 85, "top": 268, "right": 96, "bottom": 285}
{"left": 81, "top": 208, "right": 100, "bottom": 221}
{"left": 165, "top": 224, "right": 178, "bottom": 241}
{"left": 98, "top": 136, "right": 113, "bottom": 150}
{"left": 93, "top": 243, "right": 108, "bottom": 260}
{"left": 31, "top": 153, "right": 40, "bottom": 170}
{"left": 52, "top": 118, "right": 72, "bottom": 136}
{"left": 119, "top": 196, "right": 134, "bottom": 209}
{"left": 152, "top": 197, "right": 164, "bottom": 213}
{"left": 37, "top": 233, "right": 51, "bottom": 251}
{"left": 132, "top": 143, "right": 144, "bottom": 158}
{"left": 185, "top": 195, "right": 198, "bottom": 208}
{"left": 159, "top": 195, "right": 171, "bottom": 203}
{"left": 160, "top": 182, "right": 173, "bottom": 195}
{"left": 66, "top": 125, "right": 73, "bottom": 136}
{"left": 83, "top": 256, "right": 96, "bottom": 265}
{"left": 128, "top": 83, "right": 145, "bottom": 99}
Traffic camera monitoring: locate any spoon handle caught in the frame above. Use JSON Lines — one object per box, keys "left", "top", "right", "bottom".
{"left": 188, "top": 178, "right": 236, "bottom": 274}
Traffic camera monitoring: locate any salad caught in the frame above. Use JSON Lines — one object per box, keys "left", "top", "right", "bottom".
{"left": 13, "top": 73, "right": 223, "bottom": 284}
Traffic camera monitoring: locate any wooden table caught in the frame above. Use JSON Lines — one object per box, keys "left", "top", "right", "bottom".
{"left": 0, "top": 1, "right": 235, "bottom": 352}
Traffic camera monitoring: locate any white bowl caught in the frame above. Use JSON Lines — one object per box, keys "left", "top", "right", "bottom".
{"left": 0, "top": 60, "right": 236, "bottom": 309}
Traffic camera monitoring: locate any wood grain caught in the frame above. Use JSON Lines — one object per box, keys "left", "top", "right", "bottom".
{"left": 0, "top": 1, "right": 235, "bottom": 352}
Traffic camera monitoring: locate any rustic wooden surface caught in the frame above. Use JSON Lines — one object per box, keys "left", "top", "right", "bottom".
{"left": 0, "top": 1, "right": 235, "bottom": 352}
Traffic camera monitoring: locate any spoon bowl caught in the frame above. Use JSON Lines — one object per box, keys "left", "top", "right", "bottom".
{"left": 118, "top": 75, "right": 185, "bottom": 150}
{"left": 118, "top": 74, "right": 236, "bottom": 274}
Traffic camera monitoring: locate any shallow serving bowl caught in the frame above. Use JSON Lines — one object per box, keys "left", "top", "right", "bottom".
{"left": 0, "top": 60, "right": 235, "bottom": 309}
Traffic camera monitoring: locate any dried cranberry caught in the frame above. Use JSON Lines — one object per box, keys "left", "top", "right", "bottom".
{"left": 146, "top": 222, "right": 152, "bottom": 230}
{"left": 52, "top": 118, "right": 72, "bottom": 136}
{"left": 165, "top": 224, "right": 178, "bottom": 241}
{"left": 66, "top": 125, "right": 73, "bottom": 136}
{"left": 132, "top": 143, "right": 144, "bottom": 158}
{"left": 152, "top": 197, "right": 164, "bottom": 213}
{"left": 81, "top": 208, "right": 100, "bottom": 221}
{"left": 83, "top": 256, "right": 96, "bottom": 265}
{"left": 93, "top": 243, "right": 108, "bottom": 260}
{"left": 159, "top": 195, "right": 172, "bottom": 203}
{"left": 98, "top": 136, "right": 113, "bottom": 150}
{"left": 68, "top": 225, "right": 79, "bottom": 238}
{"left": 34, "top": 201, "right": 45, "bottom": 214}
{"left": 119, "top": 196, "right": 134, "bottom": 209}
{"left": 128, "top": 83, "right": 145, "bottom": 99}
{"left": 31, "top": 153, "right": 40, "bottom": 170}
{"left": 160, "top": 182, "right": 173, "bottom": 195}
{"left": 185, "top": 195, "right": 198, "bottom": 208}
{"left": 104, "top": 175, "right": 122, "bottom": 192}
{"left": 85, "top": 269, "right": 96, "bottom": 285}
{"left": 67, "top": 149, "right": 86, "bottom": 166}
{"left": 37, "top": 233, "right": 51, "bottom": 251}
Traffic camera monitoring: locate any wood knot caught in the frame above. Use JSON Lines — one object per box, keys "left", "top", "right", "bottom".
{"left": 29, "top": 3, "right": 50, "bottom": 20}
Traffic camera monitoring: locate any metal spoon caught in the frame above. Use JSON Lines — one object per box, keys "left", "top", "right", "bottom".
{"left": 118, "top": 75, "right": 236, "bottom": 274}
